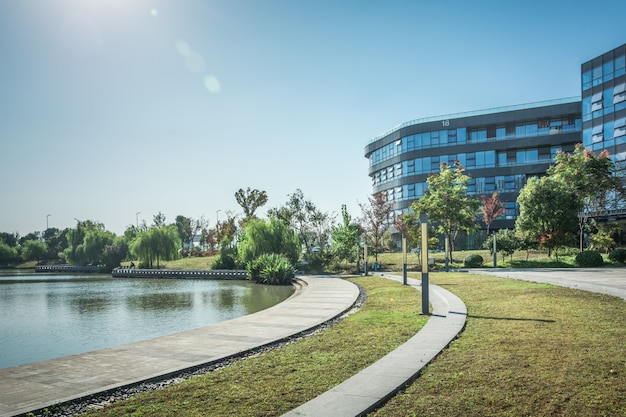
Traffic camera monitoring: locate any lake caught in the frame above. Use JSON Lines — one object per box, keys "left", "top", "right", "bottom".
{"left": 0, "top": 270, "right": 294, "bottom": 369}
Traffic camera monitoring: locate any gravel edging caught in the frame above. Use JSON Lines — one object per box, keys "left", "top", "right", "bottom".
{"left": 25, "top": 281, "right": 367, "bottom": 417}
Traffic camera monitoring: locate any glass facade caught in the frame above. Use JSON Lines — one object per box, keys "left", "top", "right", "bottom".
{"left": 366, "top": 42, "right": 626, "bottom": 238}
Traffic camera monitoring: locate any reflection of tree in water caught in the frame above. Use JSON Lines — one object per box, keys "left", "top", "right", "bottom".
{"left": 127, "top": 292, "right": 193, "bottom": 311}
{"left": 206, "top": 287, "right": 237, "bottom": 311}
{"left": 204, "top": 282, "right": 294, "bottom": 314}
{"left": 71, "top": 295, "right": 111, "bottom": 314}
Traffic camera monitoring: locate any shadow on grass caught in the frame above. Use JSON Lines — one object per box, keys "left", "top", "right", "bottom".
{"left": 448, "top": 310, "right": 554, "bottom": 323}
{"left": 468, "top": 314, "right": 555, "bottom": 323}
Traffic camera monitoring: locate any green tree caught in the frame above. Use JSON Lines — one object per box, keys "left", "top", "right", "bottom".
{"left": 238, "top": 218, "right": 300, "bottom": 266}
{"left": 63, "top": 220, "right": 109, "bottom": 265}
{"left": 21, "top": 240, "right": 48, "bottom": 264}
{"left": 515, "top": 176, "right": 581, "bottom": 259}
{"left": 0, "top": 232, "right": 19, "bottom": 247}
{"left": 330, "top": 205, "right": 360, "bottom": 264}
{"left": 0, "top": 240, "right": 18, "bottom": 267}
{"left": 235, "top": 187, "right": 268, "bottom": 219}
{"left": 483, "top": 229, "right": 520, "bottom": 262}
{"left": 548, "top": 144, "right": 625, "bottom": 250}
{"left": 268, "top": 189, "right": 332, "bottom": 255}
{"left": 175, "top": 215, "right": 194, "bottom": 250}
{"left": 101, "top": 240, "right": 129, "bottom": 272}
{"left": 130, "top": 225, "right": 180, "bottom": 268}
{"left": 410, "top": 161, "right": 480, "bottom": 263}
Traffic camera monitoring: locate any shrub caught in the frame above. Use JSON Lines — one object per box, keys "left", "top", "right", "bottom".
{"left": 211, "top": 253, "right": 237, "bottom": 270}
{"left": 247, "top": 253, "right": 295, "bottom": 285}
{"left": 608, "top": 248, "right": 626, "bottom": 263}
{"left": 575, "top": 250, "right": 604, "bottom": 267}
{"left": 464, "top": 254, "right": 484, "bottom": 268}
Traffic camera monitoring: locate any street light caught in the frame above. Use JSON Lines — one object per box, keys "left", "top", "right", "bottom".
{"left": 46, "top": 214, "right": 51, "bottom": 230}
{"left": 216, "top": 210, "right": 221, "bottom": 225}
{"left": 136, "top": 212, "right": 141, "bottom": 228}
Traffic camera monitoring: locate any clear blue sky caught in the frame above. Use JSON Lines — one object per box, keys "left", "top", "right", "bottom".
{"left": 1, "top": 0, "right": 625, "bottom": 236}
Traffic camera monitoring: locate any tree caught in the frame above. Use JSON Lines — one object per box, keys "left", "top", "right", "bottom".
{"left": 130, "top": 225, "right": 180, "bottom": 268}
{"left": 21, "top": 240, "right": 48, "bottom": 264}
{"left": 153, "top": 212, "right": 167, "bottom": 227}
{"left": 360, "top": 192, "right": 393, "bottom": 263}
{"left": 237, "top": 218, "right": 300, "bottom": 266}
{"left": 411, "top": 161, "right": 480, "bottom": 262}
{"left": 483, "top": 229, "right": 520, "bottom": 262}
{"left": 63, "top": 220, "right": 108, "bottom": 265}
{"left": 0, "top": 240, "right": 18, "bottom": 267}
{"left": 481, "top": 192, "right": 506, "bottom": 235}
{"left": 515, "top": 176, "right": 581, "bottom": 260}
{"left": 547, "top": 144, "right": 625, "bottom": 250}
{"left": 175, "top": 215, "right": 204, "bottom": 250}
{"left": 235, "top": 187, "right": 269, "bottom": 219}
{"left": 0, "top": 232, "right": 19, "bottom": 247}
{"left": 268, "top": 189, "right": 332, "bottom": 255}
{"left": 330, "top": 205, "right": 360, "bottom": 264}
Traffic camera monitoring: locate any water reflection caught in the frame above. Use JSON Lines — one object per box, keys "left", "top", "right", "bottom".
{"left": 0, "top": 271, "right": 293, "bottom": 369}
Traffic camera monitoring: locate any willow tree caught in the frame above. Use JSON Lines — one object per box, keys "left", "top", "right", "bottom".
{"left": 130, "top": 225, "right": 180, "bottom": 268}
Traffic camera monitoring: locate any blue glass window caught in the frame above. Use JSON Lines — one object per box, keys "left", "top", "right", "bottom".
{"left": 496, "top": 127, "right": 506, "bottom": 139}
{"left": 582, "top": 70, "right": 592, "bottom": 90}
{"left": 457, "top": 128, "right": 467, "bottom": 143}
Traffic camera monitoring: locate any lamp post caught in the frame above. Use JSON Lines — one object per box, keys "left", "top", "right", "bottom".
{"left": 46, "top": 214, "right": 51, "bottom": 230}
{"left": 216, "top": 210, "right": 221, "bottom": 225}
{"left": 420, "top": 214, "right": 430, "bottom": 315}
{"left": 136, "top": 212, "right": 141, "bottom": 228}
{"left": 402, "top": 234, "right": 407, "bottom": 285}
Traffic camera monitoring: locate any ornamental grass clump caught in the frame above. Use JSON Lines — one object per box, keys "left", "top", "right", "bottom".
{"left": 247, "top": 253, "right": 295, "bottom": 285}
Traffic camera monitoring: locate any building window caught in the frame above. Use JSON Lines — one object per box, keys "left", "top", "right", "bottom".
{"left": 614, "top": 83, "right": 625, "bottom": 104}
{"left": 592, "top": 124, "right": 604, "bottom": 143}
{"left": 614, "top": 118, "right": 626, "bottom": 138}
{"left": 591, "top": 91, "right": 603, "bottom": 112}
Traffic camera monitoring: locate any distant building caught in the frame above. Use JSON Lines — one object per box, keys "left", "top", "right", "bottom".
{"left": 364, "top": 43, "right": 626, "bottom": 249}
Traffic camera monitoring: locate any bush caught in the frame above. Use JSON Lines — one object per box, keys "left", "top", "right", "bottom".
{"left": 464, "top": 254, "right": 484, "bottom": 268}
{"left": 247, "top": 253, "right": 295, "bottom": 285}
{"left": 211, "top": 253, "right": 237, "bottom": 270}
{"left": 608, "top": 248, "right": 626, "bottom": 263}
{"left": 575, "top": 250, "right": 604, "bottom": 267}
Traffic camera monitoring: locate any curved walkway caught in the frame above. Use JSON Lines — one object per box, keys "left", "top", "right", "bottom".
{"left": 282, "top": 273, "right": 467, "bottom": 417}
{"left": 0, "top": 277, "right": 359, "bottom": 417}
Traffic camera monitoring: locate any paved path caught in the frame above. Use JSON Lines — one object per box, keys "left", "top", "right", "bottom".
{"left": 282, "top": 274, "right": 467, "bottom": 417}
{"left": 472, "top": 268, "right": 626, "bottom": 300}
{"left": 0, "top": 277, "right": 359, "bottom": 417}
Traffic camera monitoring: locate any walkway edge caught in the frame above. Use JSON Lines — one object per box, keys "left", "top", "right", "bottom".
{"left": 282, "top": 274, "right": 467, "bottom": 417}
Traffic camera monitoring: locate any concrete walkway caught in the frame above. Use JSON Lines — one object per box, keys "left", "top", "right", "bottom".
{"left": 0, "top": 277, "right": 360, "bottom": 417}
{"left": 282, "top": 274, "right": 467, "bottom": 417}
{"left": 472, "top": 268, "right": 626, "bottom": 301}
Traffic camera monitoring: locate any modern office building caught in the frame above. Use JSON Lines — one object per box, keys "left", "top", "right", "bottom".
{"left": 364, "top": 42, "right": 625, "bottom": 248}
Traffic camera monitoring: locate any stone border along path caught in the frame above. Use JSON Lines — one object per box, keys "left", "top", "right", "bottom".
{"left": 0, "top": 277, "right": 359, "bottom": 417}
{"left": 282, "top": 273, "right": 467, "bottom": 417}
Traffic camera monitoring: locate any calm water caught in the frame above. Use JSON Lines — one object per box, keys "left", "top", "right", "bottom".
{"left": 0, "top": 270, "right": 293, "bottom": 369}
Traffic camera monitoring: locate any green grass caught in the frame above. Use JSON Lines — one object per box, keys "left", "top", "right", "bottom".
{"left": 82, "top": 276, "right": 427, "bottom": 417}
{"left": 371, "top": 272, "right": 626, "bottom": 417}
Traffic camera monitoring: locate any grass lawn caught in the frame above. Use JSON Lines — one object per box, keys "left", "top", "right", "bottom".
{"left": 371, "top": 272, "right": 626, "bottom": 417}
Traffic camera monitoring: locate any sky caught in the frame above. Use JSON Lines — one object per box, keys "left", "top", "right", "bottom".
{"left": 2, "top": 0, "right": 626, "bottom": 237}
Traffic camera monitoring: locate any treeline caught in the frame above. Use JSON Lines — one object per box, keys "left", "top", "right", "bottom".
{"left": 2, "top": 145, "right": 625, "bottom": 276}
